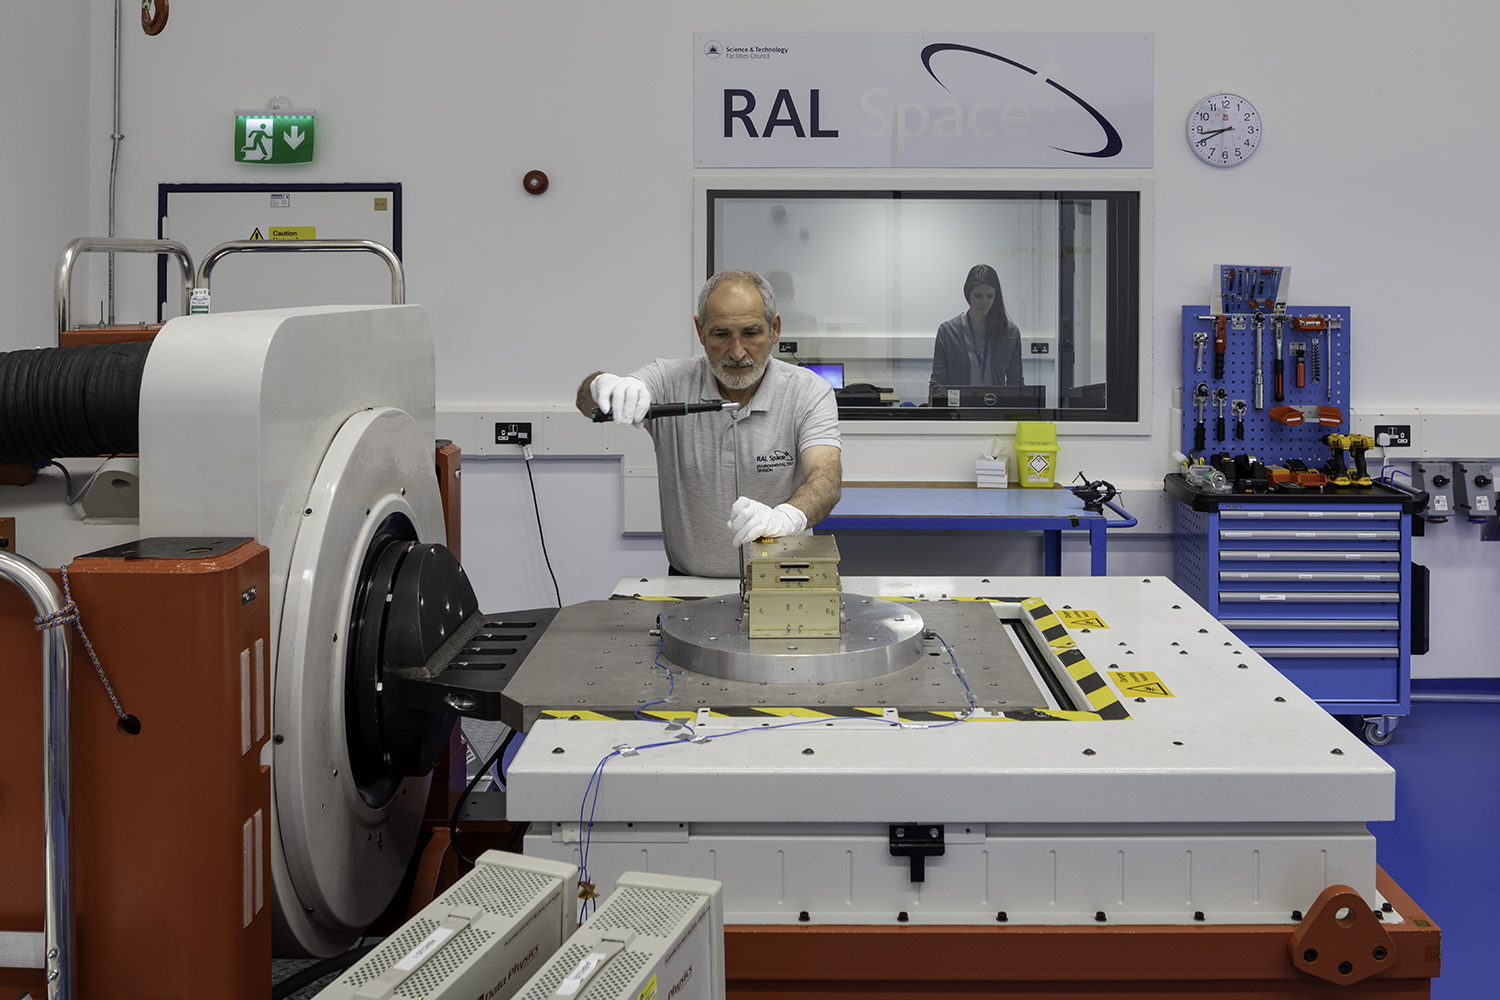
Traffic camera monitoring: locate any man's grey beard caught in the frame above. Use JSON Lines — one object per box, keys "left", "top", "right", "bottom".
{"left": 714, "top": 355, "right": 767, "bottom": 391}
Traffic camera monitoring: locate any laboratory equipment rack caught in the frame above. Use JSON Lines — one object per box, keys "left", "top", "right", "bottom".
{"left": 1166, "top": 474, "right": 1429, "bottom": 744}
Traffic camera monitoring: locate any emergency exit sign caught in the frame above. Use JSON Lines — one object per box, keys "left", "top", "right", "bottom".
{"left": 234, "top": 112, "right": 315, "bottom": 164}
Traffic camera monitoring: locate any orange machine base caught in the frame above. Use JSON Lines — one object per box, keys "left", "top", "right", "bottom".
{"left": 724, "top": 868, "right": 1439, "bottom": 1000}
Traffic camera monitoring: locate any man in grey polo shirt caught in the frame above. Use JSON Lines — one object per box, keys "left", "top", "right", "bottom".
{"left": 575, "top": 270, "right": 842, "bottom": 577}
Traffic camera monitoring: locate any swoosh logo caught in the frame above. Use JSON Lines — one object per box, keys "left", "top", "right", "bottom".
{"left": 919, "top": 43, "right": 1124, "bottom": 159}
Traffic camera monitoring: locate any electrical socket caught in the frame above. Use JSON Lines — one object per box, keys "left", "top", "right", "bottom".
{"left": 1374, "top": 424, "right": 1411, "bottom": 447}
{"left": 778, "top": 341, "right": 798, "bottom": 354}
{"left": 494, "top": 422, "right": 532, "bottom": 446}
{"left": 1030, "top": 342, "right": 1049, "bottom": 354}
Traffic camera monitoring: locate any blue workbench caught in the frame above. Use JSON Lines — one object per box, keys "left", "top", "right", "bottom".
{"left": 815, "top": 486, "right": 1134, "bottom": 576}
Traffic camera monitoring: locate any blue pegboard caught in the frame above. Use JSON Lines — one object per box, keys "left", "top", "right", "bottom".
{"left": 1180, "top": 305, "right": 1350, "bottom": 466}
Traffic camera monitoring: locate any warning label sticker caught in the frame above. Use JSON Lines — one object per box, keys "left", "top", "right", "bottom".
{"left": 1108, "top": 670, "right": 1174, "bottom": 698}
{"left": 1058, "top": 609, "right": 1108, "bottom": 629}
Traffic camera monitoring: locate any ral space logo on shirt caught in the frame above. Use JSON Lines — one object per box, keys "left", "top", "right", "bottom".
{"left": 757, "top": 449, "right": 795, "bottom": 474}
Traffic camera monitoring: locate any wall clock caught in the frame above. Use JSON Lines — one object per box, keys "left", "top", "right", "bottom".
{"left": 1189, "top": 93, "right": 1261, "bottom": 167}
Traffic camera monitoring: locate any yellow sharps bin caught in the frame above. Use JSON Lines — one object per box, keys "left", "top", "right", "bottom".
{"left": 1014, "top": 421, "right": 1059, "bottom": 488}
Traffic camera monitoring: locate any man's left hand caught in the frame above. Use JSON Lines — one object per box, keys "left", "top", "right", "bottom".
{"left": 729, "top": 497, "right": 808, "bottom": 548}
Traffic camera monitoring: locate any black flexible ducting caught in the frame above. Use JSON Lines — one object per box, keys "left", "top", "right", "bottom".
{"left": 269, "top": 944, "right": 377, "bottom": 1000}
{"left": 0, "top": 343, "right": 151, "bottom": 464}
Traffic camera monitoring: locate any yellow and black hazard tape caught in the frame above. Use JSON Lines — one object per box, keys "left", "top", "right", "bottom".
{"left": 1022, "top": 597, "right": 1130, "bottom": 721}
{"left": 541, "top": 702, "right": 1125, "bottom": 725}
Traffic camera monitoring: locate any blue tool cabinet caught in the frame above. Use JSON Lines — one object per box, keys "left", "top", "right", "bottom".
{"left": 1167, "top": 475, "right": 1427, "bottom": 743}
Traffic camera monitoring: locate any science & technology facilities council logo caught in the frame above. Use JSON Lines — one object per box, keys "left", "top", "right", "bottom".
{"left": 704, "top": 39, "right": 722, "bottom": 57}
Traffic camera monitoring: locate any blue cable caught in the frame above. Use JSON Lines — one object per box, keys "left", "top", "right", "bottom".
{"left": 925, "top": 633, "right": 977, "bottom": 727}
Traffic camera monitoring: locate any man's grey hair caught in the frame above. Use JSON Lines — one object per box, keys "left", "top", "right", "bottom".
{"left": 696, "top": 270, "right": 776, "bottom": 328}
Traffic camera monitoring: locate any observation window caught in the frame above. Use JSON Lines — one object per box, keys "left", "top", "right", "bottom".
{"left": 707, "top": 189, "right": 1140, "bottom": 421}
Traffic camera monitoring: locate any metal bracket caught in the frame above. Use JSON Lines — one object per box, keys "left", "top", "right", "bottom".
{"left": 889, "top": 824, "right": 945, "bottom": 883}
{"left": 1287, "top": 884, "right": 1397, "bottom": 985}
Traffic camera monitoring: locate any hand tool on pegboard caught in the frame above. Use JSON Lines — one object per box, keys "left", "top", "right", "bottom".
{"left": 1213, "top": 388, "right": 1228, "bottom": 443}
{"left": 1192, "top": 382, "right": 1210, "bottom": 452}
{"left": 1271, "top": 314, "right": 1286, "bottom": 402}
{"left": 1291, "top": 316, "right": 1329, "bottom": 401}
{"left": 1253, "top": 312, "right": 1265, "bottom": 410}
{"left": 1270, "top": 404, "right": 1343, "bottom": 427}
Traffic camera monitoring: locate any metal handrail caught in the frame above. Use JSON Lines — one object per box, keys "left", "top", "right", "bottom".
{"left": 196, "top": 239, "right": 405, "bottom": 305}
{"left": 54, "top": 237, "right": 195, "bottom": 344}
{"left": 0, "top": 551, "right": 73, "bottom": 1000}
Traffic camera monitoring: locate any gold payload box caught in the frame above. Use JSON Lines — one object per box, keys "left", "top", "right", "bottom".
{"left": 745, "top": 535, "right": 843, "bottom": 638}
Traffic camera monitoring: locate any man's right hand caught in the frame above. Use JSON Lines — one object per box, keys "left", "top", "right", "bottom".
{"left": 590, "top": 373, "right": 651, "bottom": 426}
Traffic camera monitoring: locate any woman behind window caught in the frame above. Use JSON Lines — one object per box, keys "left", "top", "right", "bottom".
{"left": 928, "top": 263, "right": 1023, "bottom": 399}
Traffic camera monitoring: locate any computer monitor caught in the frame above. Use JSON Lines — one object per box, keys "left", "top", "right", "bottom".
{"left": 930, "top": 385, "right": 1046, "bottom": 408}
{"left": 802, "top": 362, "right": 844, "bottom": 389}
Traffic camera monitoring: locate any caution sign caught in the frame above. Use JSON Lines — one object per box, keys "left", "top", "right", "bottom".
{"left": 1058, "top": 609, "right": 1108, "bottom": 629}
{"left": 1109, "top": 670, "right": 1174, "bottom": 698}
{"left": 245, "top": 225, "right": 316, "bottom": 241}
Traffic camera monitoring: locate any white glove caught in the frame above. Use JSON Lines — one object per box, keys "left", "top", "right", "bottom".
{"left": 729, "top": 497, "right": 808, "bottom": 548}
{"left": 590, "top": 373, "right": 651, "bottom": 427}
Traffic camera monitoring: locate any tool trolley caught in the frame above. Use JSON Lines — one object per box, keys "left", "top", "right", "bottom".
{"left": 1168, "top": 478, "right": 1428, "bottom": 745}
{"left": 1170, "top": 268, "right": 1429, "bottom": 745}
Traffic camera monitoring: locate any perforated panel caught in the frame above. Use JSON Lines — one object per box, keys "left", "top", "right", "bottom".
{"left": 343, "top": 918, "right": 439, "bottom": 987}
{"left": 580, "top": 950, "right": 651, "bottom": 1000}
{"left": 1173, "top": 502, "right": 1214, "bottom": 611}
{"left": 590, "top": 887, "right": 700, "bottom": 939}
{"left": 515, "top": 942, "right": 594, "bottom": 1000}
{"left": 437, "top": 864, "right": 556, "bottom": 918}
{"left": 1180, "top": 306, "right": 1350, "bottom": 465}
{"left": 396, "top": 927, "right": 495, "bottom": 998}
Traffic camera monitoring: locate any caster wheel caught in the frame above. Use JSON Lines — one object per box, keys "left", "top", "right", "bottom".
{"left": 1363, "top": 721, "right": 1393, "bottom": 746}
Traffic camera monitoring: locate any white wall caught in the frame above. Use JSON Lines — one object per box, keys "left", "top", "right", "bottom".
{"left": 13, "top": 1, "right": 1498, "bottom": 673}
{"left": 0, "top": 2, "right": 90, "bottom": 350}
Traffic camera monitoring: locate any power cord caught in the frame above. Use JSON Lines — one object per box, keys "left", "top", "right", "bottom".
{"left": 450, "top": 727, "right": 518, "bottom": 866}
{"left": 522, "top": 446, "right": 563, "bottom": 607}
{"left": 45, "top": 454, "right": 120, "bottom": 506}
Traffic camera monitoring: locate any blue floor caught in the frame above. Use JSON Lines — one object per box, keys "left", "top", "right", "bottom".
{"left": 1365, "top": 693, "right": 1500, "bottom": 997}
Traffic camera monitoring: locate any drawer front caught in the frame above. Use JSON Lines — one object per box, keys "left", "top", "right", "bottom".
{"left": 1219, "top": 509, "right": 1401, "bottom": 522}
{"left": 1219, "top": 529, "right": 1401, "bottom": 541}
{"left": 1223, "top": 617, "right": 1398, "bottom": 631}
{"left": 1219, "top": 571, "right": 1400, "bottom": 583}
{"left": 1252, "top": 645, "right": 1398, "bottom": 658}
{"left": 1219, "top": 549, "right": 1398, "bottom": 563}
{"left": 1219, "top": 591, "right": 1398, "bottom": 604}
{"left": 1271, "top": 659, "right": 1401, "bottom": 703}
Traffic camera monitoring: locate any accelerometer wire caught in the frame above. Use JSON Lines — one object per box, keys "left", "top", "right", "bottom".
{"left": 521, "top": 445, "right": 563, "bottom": 607}
{"left": 926, "top": 632, "right": 978, "bottom": 728}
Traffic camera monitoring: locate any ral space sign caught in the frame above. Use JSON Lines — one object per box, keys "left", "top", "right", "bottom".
{"left": 694, "top": 32, "right": 1152, "bottom": 169}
